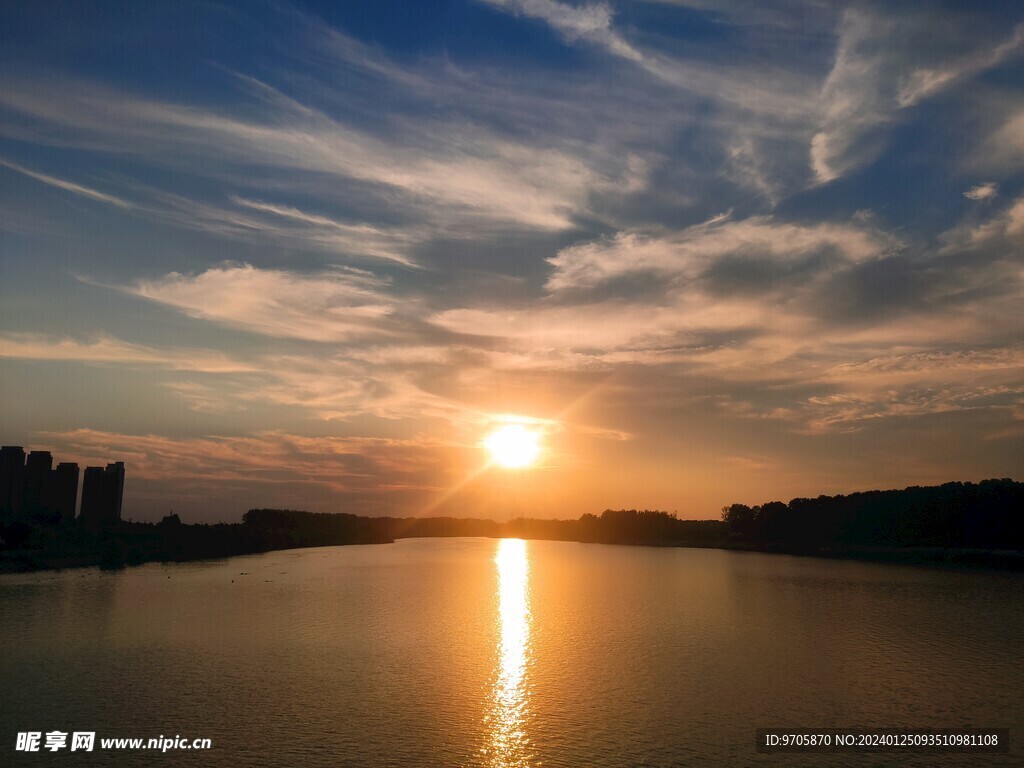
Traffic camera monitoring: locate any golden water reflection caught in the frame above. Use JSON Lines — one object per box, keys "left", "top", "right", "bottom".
{"left": 484, "top": 538, "right": 532, "bottom": 767}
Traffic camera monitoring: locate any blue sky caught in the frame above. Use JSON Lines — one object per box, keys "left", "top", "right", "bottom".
{"left": 1, "top": 0, "right": 1022, "bottom": 521}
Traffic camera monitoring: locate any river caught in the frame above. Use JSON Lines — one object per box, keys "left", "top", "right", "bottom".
{"left": 2, "top": 537, "right": 1021, "bottom": 766}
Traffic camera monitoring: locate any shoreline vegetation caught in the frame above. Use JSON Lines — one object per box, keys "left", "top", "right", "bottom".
{"left": 1, "top": 479, "right": 1021, "bottom": 573}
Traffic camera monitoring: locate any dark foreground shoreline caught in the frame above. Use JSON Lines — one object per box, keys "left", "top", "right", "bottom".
{"left": 3, "top": 479, "right": 1022, "bottom": 574}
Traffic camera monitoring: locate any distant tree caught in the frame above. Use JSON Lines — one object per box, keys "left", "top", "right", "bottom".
{"left": 721, "top": 503, "right": 756, "bottom": 540}
{"left": 721, "top": 480, "right": 1024, "bottom": 550}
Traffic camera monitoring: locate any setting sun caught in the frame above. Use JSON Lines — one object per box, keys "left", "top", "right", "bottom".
{"left": 483, "top": 424, "right": 542, "bottom": 469}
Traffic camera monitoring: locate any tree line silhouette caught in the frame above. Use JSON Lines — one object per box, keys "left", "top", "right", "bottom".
{"left": 1, "top": 479, "right": 1021, "bottom": 571}
{"left": 720, "top": 479, "right": 1023, "bottom": 550}
{"left": 504, "top": 509, "right": 723, "bottom": 545}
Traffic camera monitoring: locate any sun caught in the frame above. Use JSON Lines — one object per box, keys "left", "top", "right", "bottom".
{"left": 483, "top": 424, "right": 542, "bottom": 469}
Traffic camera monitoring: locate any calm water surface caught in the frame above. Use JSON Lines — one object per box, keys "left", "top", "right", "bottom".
{"left": 2, "top": 538, "right": 1022, "bottom": 766}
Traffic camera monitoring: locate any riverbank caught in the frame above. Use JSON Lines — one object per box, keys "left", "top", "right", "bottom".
{"left": 4, "top": 491, "right": 1022, "bottom": 574}
{"left": 4, "top": 536, "right": 1023, "bottom": 575}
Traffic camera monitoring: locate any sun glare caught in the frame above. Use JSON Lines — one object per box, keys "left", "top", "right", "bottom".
{"left": 483, "top": 424, "right": 542, "bottom": 469}
{"left": 486, "top": 537, "right": 531, "bottom": 766}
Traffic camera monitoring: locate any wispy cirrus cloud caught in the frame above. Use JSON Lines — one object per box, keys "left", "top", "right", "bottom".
{"left": 478, "top": 0, "right": 819, "bottom": 119}
{"left": 140, "top": 192, "right": 419, "bottom": 266}
{"left": 0, "top": 332, "right": 256, "bottom": 373}
{"left": 473, "top": 0, "right": 827, "bottom": 205}
{"left": 804, "top": 383, "right": 1024, "bottom": 435}
{"left": 0, "top": 75, "right": 631, "bottom": 234}
{"left": 481, "top": 1, "right": 1023, "bottom": 198}
{"left": 896, "top": 25, "right": 1024, "bottom": 108}
{"left": 812, "top": 9, "right": 1024, "bottom": 182}
{"left": 0, "top": 156, "right": 132, "bottom": 208}
{"left": 479, "top": 0, "right": 643, "bottom": 61}
{"left": 0, "top": 328, "right": 468, "bottom": 423}
{"left": 807, "top": 346, "right": 1024, "bottom": 432}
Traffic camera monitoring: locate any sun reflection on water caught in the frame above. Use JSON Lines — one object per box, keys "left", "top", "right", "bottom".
{"left": 484, "top": 538, "right": 532, "bottom": 767}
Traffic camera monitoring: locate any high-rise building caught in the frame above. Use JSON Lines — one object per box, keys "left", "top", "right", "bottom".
{"left": 0, "top": 445, "right": 26, "bottom": 521}
{"left": 106, "top": 462, "right": 125, "bottom": 521}
{"left": 3, "top": 447, "right": 122, "bottom": 527}
{"left": 22, "top": 450, "right": 53, "bottom": 521}
{"left": 80, "top": 467, "right": 107, "bottom": 526}
{"left": 79, "top": 462, "right": 125, "bottom": 526}
{"left": 51, "top": 463, "right": 79, "bottom": 523}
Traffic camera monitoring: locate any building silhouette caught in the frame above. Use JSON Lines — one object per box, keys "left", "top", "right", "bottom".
{"left": 0, "top": 446, "right": 26, "bottom": 521}
{"left": 22, "top": 450, "right": 52, "bottom": 520}
{"left": 0, "top": 446, "right": 122, "bottom": 526}
{"left": 79, "top": 467, "right": 104, "bottom": 524}
{"left": 80, "top": 462, "right": 125, "bottom": 527}
{"left": 52, "top": 462, "right": 80, "bottom": 524}
{"left": 107, "top": 462, "right": 125, "bottom": 521}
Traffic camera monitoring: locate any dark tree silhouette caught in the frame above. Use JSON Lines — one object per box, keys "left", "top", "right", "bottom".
{"left": 720, "top": 479, "right": 1024, "bottom": 551}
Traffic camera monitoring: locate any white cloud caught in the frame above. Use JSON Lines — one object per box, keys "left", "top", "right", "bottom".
{"left": 545, "top": 214, "right": 891, "bottom": 292}
{"left": 126, "top": 264, "right": 396, "bottom": 342}
{"left": 435, "top": 302, "right": 715, "bottom": 354}
{"left": 977, "top": 107, "right": 1024, "bottom": 171}
{"left": 964, "top": 182, "right": 998, "bottom": 201}
{"left": 724, "top": 135, "right": 781, "bottom": 204}
{"left": 430, "top": 203, "right": 1024, "bottom": 442}
{"left": 943, "top": 195, "right": 1024, "bottom": 249}
{"left": 431, "top": 214, "right": 898, "bottom": 375}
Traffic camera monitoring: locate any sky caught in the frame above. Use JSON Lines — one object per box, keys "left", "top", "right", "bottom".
{"left": 1, "top": 0, "right": 1022, "bottom": 523}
